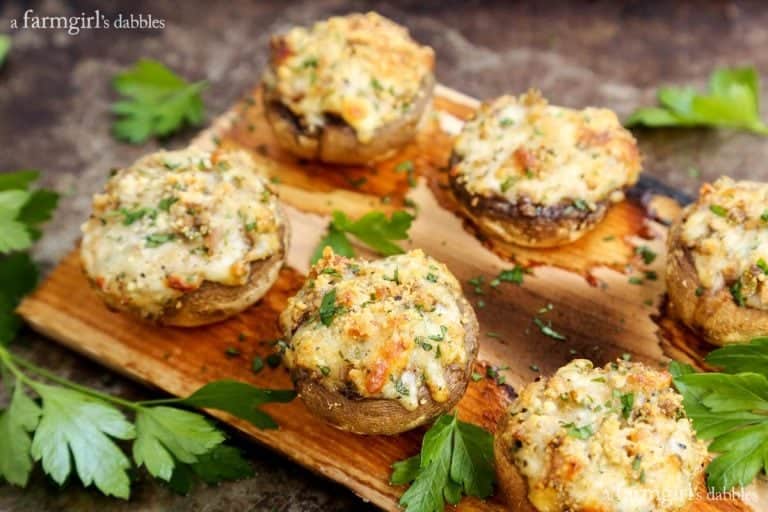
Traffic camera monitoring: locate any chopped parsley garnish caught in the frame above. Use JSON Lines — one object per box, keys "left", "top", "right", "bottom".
{"left": 145, "top": 233, "right": 175, "bottom": 247}
{"left": 320, "top": 267, "right": 342, "bottom": 278}
{"left": 383, "top": 267, "right": 400, "bottom": 284}
{"left": 564, "top": 422, "right": 594, "bottom": 439}
{"left": 500, "top": 176, "right": 517, "bottom": 193}
{"left": 762, "top": 209, "right": 768, "bottom": 222}
{"left": 158, "top": 196, "right": 178, "bottom": 212}
{"left": 730, "top": 279, "right": 745, "bottom": 306}
{"left": 120, "top": 207, "right": 155, "bottom": 225}
{"left": 224, "top": 347, "right": 240, "bottom": 357}
{"left": 572, "top": 199, "right": 589, "bottom": 211}
{"left": 497, "top": 266, "right": 526, "bottom": 285}
{"left": 251, "top": 356, "right": 264, "bottom": 374}
{"left": 635, "top": 245, "right": 657, "bottom": 265}
{"left": 620, "top": 392, "right": 635, "bottom": 419}
{"left": 319, "top": 365, "right": 331, "bottom": 376}
{"left": 395, "top": 160, "right": 417, "bottom": 187}
{"left": 533, "top": 317, "right": 566, "bottom": 341}
{"left": 485, "top": 365, "right": 508, "bottom": 385}
{"left": 394, "top": 377, "right": 410, "bottom": 396}
{"left": 499, "top": 117, "right": 515, "bottom": 127}
{"left": 644, "top": 270, "right": 658, "bottom": 281}
{"left": 371, "top": 78, "right": 384, "bottom": 91}
{"left": 757, "top": 258, "right": 768, "bottom": 275}
{"left": 425, "top": 272, "right": 438, "bottom": 283}
{"left": 628, "top": 276, "right": 644, "bottom": 285}
{"left": 428, "top": 325, "right": 447, "bottom": 342}
{"left": 416, "top": 338, "right": 433, "bottom": 351}
{"left": 396, "top": 160, "right": 414, "bottom": 173}
{"left": 319, "top": 289, "right": 341, "bottom": 326}
{"left": 709, "top": 204, "right": 728, "bottom": 217}
{"left": 471, "top": 372, "right": 483, "bottom": 382}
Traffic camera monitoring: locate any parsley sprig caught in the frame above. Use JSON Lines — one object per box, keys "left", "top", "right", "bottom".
{"left": 311, "top": 210, "right": 414, "bottom": 264}
{"left": 390, "top": 414, "right": 495, "bottom": 512}
{"left": 112, "top": 59, "right": 208, "bottom": 143}
{"left": 0, "top": 345, "right": 295, "bottom": 498}
{"left": 670, "top": 337, "right": 768, "bottom": 491}
{"left": 0, "top": 35, "right": 10, "bottom": 68}
{"left": 626, "top": 67, "right": 768, "bottom": 134}
{"left": 0, "top": 170, "right": 59, "bottom": 253}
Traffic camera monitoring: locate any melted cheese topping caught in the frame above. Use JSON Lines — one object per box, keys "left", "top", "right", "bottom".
{"left": 263, "top": 12, "right": 434, "bottom": 143}
{"left": 451, "top": 91, "right": 641, "bottom": 208}
{"left": 499, "top": 359, "right": 707, "bottom": 512}
{"left": 680, "top": 177, "right": 768, "bottom": 309}
{"left": 81, "top": 147, "right": 284, "bottom": 318}
{"left": 280, "top": 248, "right": 469, "bottom": 410}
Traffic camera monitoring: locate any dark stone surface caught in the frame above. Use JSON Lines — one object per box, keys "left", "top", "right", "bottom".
{"left": 1, "top": 0, "right": 767, "bottom": 509}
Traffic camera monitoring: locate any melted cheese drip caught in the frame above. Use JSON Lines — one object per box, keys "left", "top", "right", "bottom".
{"left": 500, "top": 359, "right": 707, "bottom": 512}
{"left": 280, "top": 249, "right": 468, "bottom": 410}
{"left": 452, "top": 90, "right": 641, "bottom": 207}
{"left": 80, "top": 148, "right": 283, "bottom": 318}
{"left": 680, "top": 177, "right": 768, "bottom": 309}
{"left": 264, "top": 12, "right": 434, "bottom": 143}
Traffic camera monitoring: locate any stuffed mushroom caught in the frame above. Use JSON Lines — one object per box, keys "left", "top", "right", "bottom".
{"left": 81, "top": 147, "right": 289, "bottom": 326}
{"left": 262, "top": 12, "right": 435, "bottom": 165}
{"left": 494, "top": 359, "right": 708, "bottom": 512}
{"left": 449, "top": 90, "right": 641, "bottom": 247}
{"left": 279, "top": 248, "right": 478, "bottom": 435}
{"left": 667, "top": 177, "right": 768, "bottom": 345}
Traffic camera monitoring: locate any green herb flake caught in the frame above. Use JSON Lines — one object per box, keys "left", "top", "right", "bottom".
{"left": 572, "top": 199, "right": 589, "bottom": 211}
{"left": 710, "top": 204, "right": 728, "bottom": 217}
{"left": 636, "top": 245, "right": 657, "bottom": 265}
{"left": 251, "top": 356, "right": 264, "bottom": 374}
{"left": 533, "top": 317, "right": 566, "bottom": 341}
{"left": 158, "top": 197, "right": 178, "bottom": 212}
{"left": 730, "top": 279, "right": 745, "bottom": 306}
{"left": 319, "top": 289, "right": 340, "bottom": 326}
{"left": 620, "top": 392, "right": 635, "bottom": 419}
{"left": 145, "top": 233, "right": 175, "bottom": 248}
{"left": 564, "top": 422, "right": 594, "bottom": 439}
{"left": 497, "top": 266, "right": 526, "bottom": 285}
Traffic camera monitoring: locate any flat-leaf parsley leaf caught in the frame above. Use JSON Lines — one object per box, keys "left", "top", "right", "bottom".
{"left": 112, "top": 59, "right": 208, "bottom": 143}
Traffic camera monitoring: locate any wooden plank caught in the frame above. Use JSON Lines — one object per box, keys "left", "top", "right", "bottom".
{"left": 17, "top": 85, "right": 762, "bottom": 511}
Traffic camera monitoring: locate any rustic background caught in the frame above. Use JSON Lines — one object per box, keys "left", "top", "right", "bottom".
{"left": 1, "top": 0, "right": 768, "bottom": 510}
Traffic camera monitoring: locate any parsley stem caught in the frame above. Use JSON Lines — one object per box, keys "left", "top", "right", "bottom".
{"left": 5, "top": 349, "right": 140, "bottom": 410}
{"left": 135, "top": 397, "right": 183, "bottom": 406}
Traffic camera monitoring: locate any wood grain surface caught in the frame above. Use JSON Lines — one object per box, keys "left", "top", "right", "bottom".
{"left": 17, "top": 85, "right": 761, "bottom": 511}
